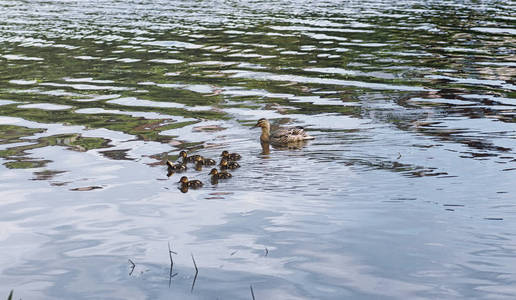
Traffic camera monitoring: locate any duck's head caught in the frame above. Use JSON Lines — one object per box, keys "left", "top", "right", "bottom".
{"left": 209, "top": 168, "right": 219, "bottom": 175}
{"left": 219, "top": 158, "right": 228, "bottom": 167}
{"left": 194, "top": 156, "right": 203, "bottom": 163}
{"left": 253, "top": 118, "right": 269, "bottom": 129}
{"left": 221, "top": 150, "right": 229, "bottom": 157}
{"left": 178, "top": 176, "right": 188, "bottom": 184}
{"left": 179, "top": 150, "right": 188, "bottom": 159}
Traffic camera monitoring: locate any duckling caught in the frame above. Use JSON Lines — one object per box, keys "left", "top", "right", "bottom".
{"left": 253, "top": 118, "right": 314, "bottom": 145}
{"left": 204, "top": 157, "right": 216, "bottom": 165}
{"left": 178, "top": 185, "right": 189, "bottom": 193}
{"left": 179, "top": 150, "right": 201, "bottom": 163}
{"left": 190, "top": 154, "right": 203, "bottom": 162}
{"left": 178, "top": 150, "right": 189, "bottom": 163}
{"left": 219, "top": 158, "right": 240, "bottom": 170}
{"left": 167, "top": 160, "right": 187, "bottom": 171}
{"left": 194, "top": 155, "right": 216, "bottom": 166}
{"left": 209, "top": 168, "right": 232, "bottom": 179}
{"left": 221, "top": 150, "right": 241, "bottom": 161}
{"left": 178, "top": 176, "right": 203, "bottom": 188}
{"left": 209, "top": 168, "right": 232, "bottom": 185}
{"left": 166, "top": 160, "right": 187, "bottom": 177}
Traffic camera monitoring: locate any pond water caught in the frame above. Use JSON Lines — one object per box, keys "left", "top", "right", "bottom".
{"left": 0, "top": 0, "right": 515, "bottom": 299}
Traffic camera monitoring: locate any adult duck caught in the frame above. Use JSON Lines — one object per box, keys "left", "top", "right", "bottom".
{"left": 253, "top": 118, "right": 314, "bottom": 145}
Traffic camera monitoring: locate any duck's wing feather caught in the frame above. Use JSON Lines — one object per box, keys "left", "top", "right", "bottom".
{"left": 271, "top": 126, "right": 314, "bottom": 143}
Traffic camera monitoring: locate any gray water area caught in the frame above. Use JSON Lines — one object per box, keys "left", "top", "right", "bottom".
{"left": 0, "top": 0, "right": 515, "bottom": 299}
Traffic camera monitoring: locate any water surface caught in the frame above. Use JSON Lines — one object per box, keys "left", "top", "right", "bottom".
{"left": 1, "top": 0, "right": 515, "bottom": 299}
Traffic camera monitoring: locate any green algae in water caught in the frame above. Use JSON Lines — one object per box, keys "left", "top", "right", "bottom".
{"left": 4, "top": 160, "right": 49, "bottom": 169}
{"left": 0, "top": 133, "right": 111, "bottom": 169}
{"left": 0, "top": 124, "right": 46, "bottom": 144}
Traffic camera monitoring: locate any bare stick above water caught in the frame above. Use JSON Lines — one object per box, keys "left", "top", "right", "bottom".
{"left": 191, "top": 253, "right": 198, "bottom": 273}
{"left": 191, "top": 253, "right": 199, "bottom": 293}
{"left": 168, "top": 242, "right": 176, "bottom": 266}
{"left": 128, "top": 259, "right": 136, "bottom": 276}
{"left": 250, "top": 284, "right": 256, "bottom": 300}
{"left": 168, "top": 242, "right": 178, "bottom": 288}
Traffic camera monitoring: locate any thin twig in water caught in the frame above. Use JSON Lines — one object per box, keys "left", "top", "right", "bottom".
{"left": 168, "top": 241, "right": 178, "bottom": 255}
{"left": 250, "top": 284, "right": 256, "bottom": 300}
{"left": 168, "top": 270, "right": 178, "bottom": 289}
{"left": 7, "top": 290, "right": 13, "bottom": 300}
{"left": 168, "top": 242, "right": 178, "bottom": 288}
{"left": 128, "top": 259, "right": 136, "bottom": 276}
{"left": 230, "top": 250, "right": 238, "bottom": 256}
{"left": 265, "top": 248, "right": 268, "bottom": 257}
{"left": 191, "top": 253, "right": 199, "bottom": 293}
{"left": 168, "top": 242, "right": 174, "bottom": 268}
{"left": 397, "top": 152, "right": 402, "bottom": 159}
{"left": 191, "top": 253, "right": 198, "bottom": 273}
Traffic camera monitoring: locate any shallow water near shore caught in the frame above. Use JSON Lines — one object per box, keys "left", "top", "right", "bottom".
{"left": 1, "top": 0, "right": 515, "bottom": 299}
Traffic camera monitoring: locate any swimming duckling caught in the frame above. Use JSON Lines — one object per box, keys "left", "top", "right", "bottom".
{"left": 209, "top": 168, "right": 232, "bottom": 185}
{"left": 209, "top": 168, "right": 232, "bottom": 179}
{"left": 167, "top": 160, "right": 187, "bottom": 171}
{"left": 166, "top": 160, "right": 187, "bottom": 177}
{"left": 194, "top": 155, "right": 216, "bottom": 166}
{"left": 221, "top": 150, "right": 241, "bottom": 161}
{"left": 178, "top": 150, "right": 189, "bottom": 163}
{"left": 253, "top": 118, "right": 314, "bottom": 145}
{"left": 178, "top": 185, "right": 189, "bottom": 193}
{"left": 219, "top": 158, "right": 240, "bottom": 170}
{"left": 178, "top": 176, "right": 203, "bottom": 188}
{"left": 179, "top": 150, "right": 201, "bottom": 163}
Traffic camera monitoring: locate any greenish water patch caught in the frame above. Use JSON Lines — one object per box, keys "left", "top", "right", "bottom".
{"left": 0, "top": 124, "right": 45, "bottom": 144}
{"left": 0, "top": 132, "right": 111, "bottom": 169}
